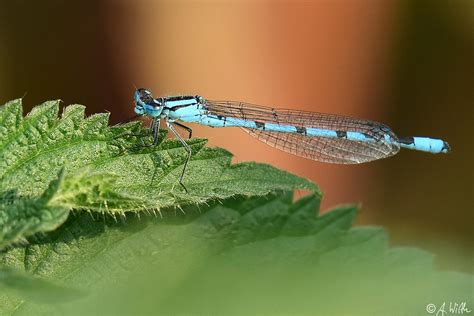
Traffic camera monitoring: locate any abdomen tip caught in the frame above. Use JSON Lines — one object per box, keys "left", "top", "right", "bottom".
{"left": 442, "top": 141, "right": 451, "bottom": 153}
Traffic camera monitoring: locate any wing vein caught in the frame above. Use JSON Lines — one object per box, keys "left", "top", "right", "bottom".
{"left": 205, "top": 100, "right": 400, "bottom": 164}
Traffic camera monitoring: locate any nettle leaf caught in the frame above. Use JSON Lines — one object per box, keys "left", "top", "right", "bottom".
{"left": 0, "top": 170, "right": 69, "bottom": 249}
{"left": 0, "top": 99, "right": 317, "bottom": 248}
{"left": 0, "top": 169, "right": 144, "bottom": 248}
{"left": 0, "top": 193, "right": 471, "bottom": 315}
{"left": 0, "top": 98, "right": 316, "bottom": 202}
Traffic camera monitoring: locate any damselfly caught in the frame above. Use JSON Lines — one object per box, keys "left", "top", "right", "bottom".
{"left": 133, "top": 88, "right": 450, "bottom": 191}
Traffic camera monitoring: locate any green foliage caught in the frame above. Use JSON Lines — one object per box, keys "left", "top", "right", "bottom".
{"left": 0, "top": 99, "right": 471, "bottom": 315}
{"left": 0, "top": 193, "right": 471, "bottom": 315}
{"left": 0, "top": 99, "right": 316, "bottom": 247}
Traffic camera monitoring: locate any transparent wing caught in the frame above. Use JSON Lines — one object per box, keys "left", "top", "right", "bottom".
{"left": 205, "top": 100, "right": 400, "bottom": 164}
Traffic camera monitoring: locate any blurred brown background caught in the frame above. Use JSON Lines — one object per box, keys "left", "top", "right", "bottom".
{"left": 0, "top": 0, "right": 472, "bottom": 272}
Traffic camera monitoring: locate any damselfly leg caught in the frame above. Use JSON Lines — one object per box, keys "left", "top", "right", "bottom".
{"left": 173, "top": 121, "right": 193, "bottom": 139}
{"left": 150, "top": 118, "right": 161, "bottom": 145}
{"left": 165, "top": 120, "right": 192, "bottom": 193}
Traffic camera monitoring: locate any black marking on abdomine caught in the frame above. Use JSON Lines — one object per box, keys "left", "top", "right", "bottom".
{"left": 336, "top": 131, "right": 347, "bottom": 138}
{"left": 296, "top": 126, "right": 307, "bottom": 135}
{"left": 255, "top": 121, "right": 265, "bottom": 129}
{"left": 398, "top": 136, "right": 414, "bottom": 145}
{"left": 216, "top": 115, "right": 228, "bottom": 126}
{"left": 442, "top": 141, "right": 451, "bottom": 152}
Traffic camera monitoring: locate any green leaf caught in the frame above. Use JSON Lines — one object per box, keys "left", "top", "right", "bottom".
{"left": 0, "top": 168, "right": 145, "bottom": 249}
{"left": 0, "top": 192, "right": 471, "bottom": 315}
{"left": 0, "top": 99, "right": 317, "bottom": 202}
{"left": 0, "top": 98, "right": 316, "bottom": 248}
{"left": 0, "top": 169, "right": 69, "bottom": 248}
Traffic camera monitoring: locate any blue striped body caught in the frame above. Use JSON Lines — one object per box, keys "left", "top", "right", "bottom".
{"left": 188, "top": 113, "right": 448, "bottom": 154}
{"left": 133, "top": 89, "right": 450, "bottom": 163}
{"left": 398, "top": 136, "right": 448, "bottom": 154}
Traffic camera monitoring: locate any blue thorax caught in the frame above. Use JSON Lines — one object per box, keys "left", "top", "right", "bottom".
{"left": 134, "top": 88, "right": 203, "bottom": 119}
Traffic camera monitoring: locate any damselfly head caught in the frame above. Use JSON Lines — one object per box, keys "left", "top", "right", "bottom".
{"left": 134, "top": 88, "right": 161, "bottom": 116}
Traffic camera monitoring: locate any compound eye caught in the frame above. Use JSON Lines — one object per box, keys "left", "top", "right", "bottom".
{"left": 137, "top": 88, "right": 154, "bottom": 105}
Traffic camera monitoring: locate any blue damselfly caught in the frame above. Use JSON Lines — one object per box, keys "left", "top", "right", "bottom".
{"left": 133, "top": 88, "right": 450, "bottom": 191}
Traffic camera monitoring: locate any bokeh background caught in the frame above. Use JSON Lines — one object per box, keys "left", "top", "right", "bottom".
{"left": 0, "top": 0, "right": 472, "bottom": 272}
